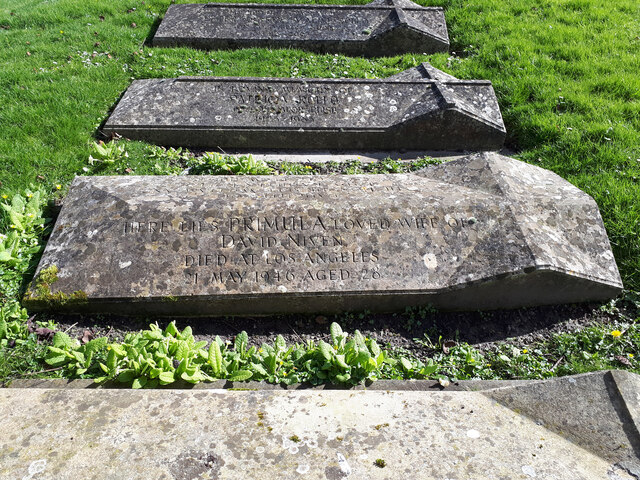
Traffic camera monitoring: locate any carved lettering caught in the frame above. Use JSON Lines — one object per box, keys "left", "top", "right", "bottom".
{"left": 304, "top": 251, "right": 379, "bottom": 264}
{"left": 222, "top": 235, "right": 277, "bottom": 248}
{"left": 129, "top": 207, "right": 476, "bottom": 291}
{"left": 303, "top": 269, "right": 351, "bottom": 281}
{"left": 285, "top": 233, "right": 344, "bottom": 247}
{"left": 123, "top": 221, "right": 171, "bottom": 234}
{"left": 264, "top": 253, "right": 296, "bottom": 265}
{"left": 228, "top": 82, "right": 359, "bottom": 123}
{"left": 191, "top": 270, "right": 248, "bottom": 285}
{"left": 185, "top": 254, "right": 227, "bottom": 267}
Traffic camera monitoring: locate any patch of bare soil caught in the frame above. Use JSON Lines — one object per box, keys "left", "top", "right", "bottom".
{"left": 50, "top": 300, "right": 637, "bottom": 363}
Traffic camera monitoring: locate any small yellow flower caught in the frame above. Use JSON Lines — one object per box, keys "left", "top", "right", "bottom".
{"left": 522, "top": 349, "right": 528, "bottom": 354}
{"left": 56, "top": 184, "right": 62, "bottom": 190}
{"left": 305, "top": 165, "right": 312, "bottom": 169}
{"left": 611, "top": 330, "right": 622, "bottom": 338}
{"left": 26, "top": 193, "right": 32, "bottom": 198}
{"left": 60, "top": 30, "right": 64, "bottom": 34}
{"left": 27, "top": 213, "right": 34, "bottom": 218}
{"left": 1, "top": 194, "right": 7, "bottom": 199}
{"left": 628, "top": 353, "right": 634, "bottom": 358}
{"left": 9, "top": 224, "right": 16, "bottom": 229}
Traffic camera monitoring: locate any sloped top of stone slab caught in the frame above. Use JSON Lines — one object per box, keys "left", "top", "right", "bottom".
{"left": 152, "top": 0, "right": 449, "bottom": 57}
{"left": 485, "top": 370, "right": 640, "bottom": 471}
{"left": 101, "top": 63, "right": 506, "bottom": 151}
{"left": 417, "top": 152, "right": 623, "bottom": 285}
{"left": 1, "top": 371, "right": 638, "bottom": 479}
{"left": 23, "top": 153, "right": 621, "bottom": 316}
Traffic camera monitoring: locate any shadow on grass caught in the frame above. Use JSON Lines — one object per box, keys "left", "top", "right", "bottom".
{"left": 17, "top": 200, "right": 60, "bottom": 299}
{"left": 94, "top": 88, "right": 130, "bottom": 142}
{"left": 143, "top": 16, "right": 163, "bottom": 48}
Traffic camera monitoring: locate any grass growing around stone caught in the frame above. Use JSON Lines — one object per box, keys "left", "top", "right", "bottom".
{"left": 1, "top": 0, "right": 639, "bottom": 385}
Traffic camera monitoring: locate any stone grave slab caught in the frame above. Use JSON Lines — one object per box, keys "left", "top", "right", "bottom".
{"left": 1, "top": 371, "right": 639, "bottom": 479}
{"left": 23, "top": 152, "right": 622, "bottom": 315}
{"left": 152, "top": 0, "right": 449, "bottom": 56}
{"left": 101, "top": 63, "right": 506, "bottom": 151}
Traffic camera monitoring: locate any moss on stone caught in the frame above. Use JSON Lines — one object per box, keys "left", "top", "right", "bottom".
{"left": 23, "top": 264, "right": 88, "bottom": 308}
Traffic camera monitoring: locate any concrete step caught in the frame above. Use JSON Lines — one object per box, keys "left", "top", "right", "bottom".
{"left": 1, "top": 371, "right": 638, "bottom": 479}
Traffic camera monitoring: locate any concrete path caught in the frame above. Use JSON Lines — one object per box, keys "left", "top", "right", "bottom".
{"left": 1, "top": 371, "right": 638, "bottom": 479}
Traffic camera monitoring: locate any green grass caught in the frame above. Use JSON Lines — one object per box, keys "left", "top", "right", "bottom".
{"left": 0, "top": 0, "right": 639, "bottom": 384}
{"left": 408, "top": 315, "right": 640, "bottom": 380}
{"left": 2, "top": 310, "right": 638, "bottom": 386}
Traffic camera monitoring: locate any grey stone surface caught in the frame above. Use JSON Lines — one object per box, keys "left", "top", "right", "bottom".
{"left": 183, "top": 147, "right": 517, "bottom": 166}
{"left": 152, "top": 0, "right": 449, "bottom": 56}
{"left": 611, "top": 370, "right": 640, "bottom": 436}
{"left": 207, "top": 149, "right": 474, "bottom": 165}
{"left": 102, "top": 63, "right": 506, "bottom": 151}
{"left": 485, "top": 370, "right": 640, "bottom": 473}
{"left": 5, "top": 378, "right": 532, "bottom": 392}
{"left": 23, "top": 152, "right": 622, "bottom": 315}
{"left": 1, "top": 371, "right": 638, "bottom": 479}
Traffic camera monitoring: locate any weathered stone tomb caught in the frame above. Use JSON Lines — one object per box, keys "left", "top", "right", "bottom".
{"left": 102, "top": 63, "right": 505, "bottom": 151}
{"left": 23, "top": 153, "right": 622, "bottom": 315}
{"left": 152, "top": 0, "right": 449, "bottom": 56}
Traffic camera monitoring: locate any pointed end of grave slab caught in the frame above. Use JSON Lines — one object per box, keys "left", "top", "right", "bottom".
{"left": 417, "top": 152, "right": 623, "bottom": 294}
{"left": 483, "top": 370, "right": 640, "bottom": 471}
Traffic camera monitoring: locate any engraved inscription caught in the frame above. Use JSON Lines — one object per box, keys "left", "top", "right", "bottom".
{"left": 120, "top": 212, "right": 478, "bottom": 288}
{"left": 230, "top": 84, "right": 346, "bottom": 124}
{"left": 123, "top": 215, "right": 474, "bottom": 235}
{"left": 28, "top": 153, "right": 622, "bottom": 315}
{"left": 200, "top": 81, "right": 423, "bottom": 127}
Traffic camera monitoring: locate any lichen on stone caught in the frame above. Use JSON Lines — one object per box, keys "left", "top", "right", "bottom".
{"left": 23, "top": 264, "right": 88, "bottom": 308}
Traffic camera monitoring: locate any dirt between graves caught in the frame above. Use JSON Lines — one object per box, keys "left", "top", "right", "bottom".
{"left": 51, "top": 301, "right": 636, "bottom": 364}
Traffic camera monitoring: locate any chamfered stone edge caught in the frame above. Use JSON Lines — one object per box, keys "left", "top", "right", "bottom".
{"left": 22, "top": 153, "right": 622, "bottom": 316}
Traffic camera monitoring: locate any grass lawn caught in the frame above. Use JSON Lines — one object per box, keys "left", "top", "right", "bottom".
{"left": 0, "top": 0, "right": 638, "bottom": 385}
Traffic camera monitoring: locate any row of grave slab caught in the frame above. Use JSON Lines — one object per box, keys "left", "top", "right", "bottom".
{"left": 25, "top": 0, "right": 623, "bottom": 316}
{"left": 10, "top": 6, "right": 632, "bottom": 479}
